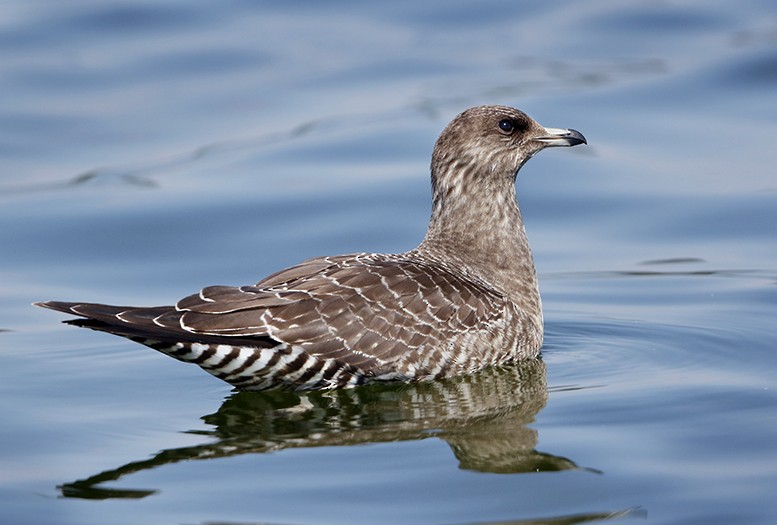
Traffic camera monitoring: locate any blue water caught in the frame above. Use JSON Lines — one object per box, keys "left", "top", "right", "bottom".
{"left": 2, "top": 1, "right": 777, "bottom": 524}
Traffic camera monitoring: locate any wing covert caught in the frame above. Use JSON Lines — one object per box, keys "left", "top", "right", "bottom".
{"left": 175, "top": 254, "right": 508, "bottom": 371}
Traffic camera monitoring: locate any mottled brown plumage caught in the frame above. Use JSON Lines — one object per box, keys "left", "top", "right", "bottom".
{"left": 36, "top": 105, "right": 586, "bottom": 390}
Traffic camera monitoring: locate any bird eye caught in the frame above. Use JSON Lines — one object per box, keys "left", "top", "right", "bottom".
{"left": 498, "top": 119, "right": 514, "bottom": 134}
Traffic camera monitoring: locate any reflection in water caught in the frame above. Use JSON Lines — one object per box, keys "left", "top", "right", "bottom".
{"left": 60, "top": 360, "right": 583, "bottom": 500}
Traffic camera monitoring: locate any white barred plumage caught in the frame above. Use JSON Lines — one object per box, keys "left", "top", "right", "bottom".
{"left": 35, "top": 106, "right": 585, "bottom": 391}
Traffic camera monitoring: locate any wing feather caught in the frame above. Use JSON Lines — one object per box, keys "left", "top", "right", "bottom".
{"left": 175, "top": 254, "right": 507, "bottom": 374}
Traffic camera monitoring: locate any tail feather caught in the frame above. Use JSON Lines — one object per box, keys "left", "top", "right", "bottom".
{"left": 33, "top": 299, "right": 327, "bottom": 390}
{"left": 33, "top": 300, "right": 277, "bottom": 348}
{"left": 35, "top": 300, "right": 164, "bottom": 321}
{"left": 34, "top": 300, "right": 97, "bottom": 316}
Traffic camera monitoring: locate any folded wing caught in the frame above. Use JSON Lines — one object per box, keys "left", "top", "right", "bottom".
{"left": 175, "top": 254, "right": 507, "bottom": 372}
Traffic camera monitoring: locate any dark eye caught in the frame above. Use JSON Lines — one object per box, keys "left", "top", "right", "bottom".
{"left": 498, "top": 119, "right": 514, "bottom": 134}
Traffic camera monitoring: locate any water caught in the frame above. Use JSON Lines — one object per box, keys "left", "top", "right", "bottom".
{"left": 2, "top": 1, "right": 777, "bottom": 524}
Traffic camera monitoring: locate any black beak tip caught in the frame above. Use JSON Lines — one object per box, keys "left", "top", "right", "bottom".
{"left": 567, "top": 128, "right": 587, "bottom": 146}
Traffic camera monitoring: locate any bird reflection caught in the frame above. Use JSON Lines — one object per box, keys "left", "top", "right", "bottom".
{"left": 60, "top": 359, "right": 580, "bottom": 500}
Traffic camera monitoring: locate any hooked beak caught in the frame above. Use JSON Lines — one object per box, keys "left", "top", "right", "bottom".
{"left": 534, "top": 126, "right": 587, "bottom": 147}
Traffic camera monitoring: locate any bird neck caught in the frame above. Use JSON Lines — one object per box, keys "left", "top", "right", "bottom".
{"left": 417, "top": 175, "right": 540, "bottom": 306}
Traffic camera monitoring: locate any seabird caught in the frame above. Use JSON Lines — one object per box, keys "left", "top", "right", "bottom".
{"left": 36, "top": 105, "right": 586, "bottom": 391}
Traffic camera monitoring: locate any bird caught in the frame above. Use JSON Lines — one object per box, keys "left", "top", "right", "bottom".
{"left": 35, "top": 105, "right": 586, "bottom": 391}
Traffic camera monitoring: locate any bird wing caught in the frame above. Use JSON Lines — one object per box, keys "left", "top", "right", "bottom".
{"left": 174, "top": 254, "right": 508, "bottom": 372}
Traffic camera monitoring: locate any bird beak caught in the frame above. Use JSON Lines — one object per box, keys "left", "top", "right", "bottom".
{"left": 534, "top": 127, "right": 587, "bottom": 147}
